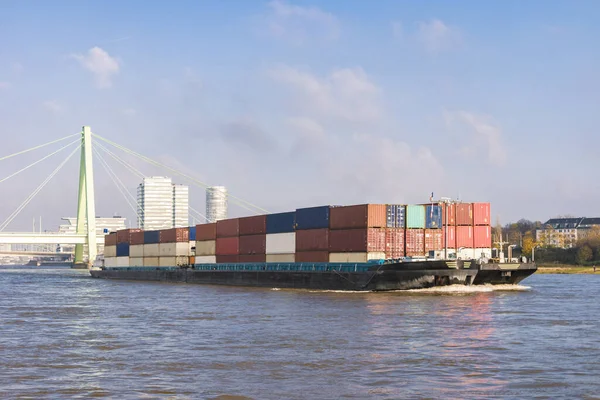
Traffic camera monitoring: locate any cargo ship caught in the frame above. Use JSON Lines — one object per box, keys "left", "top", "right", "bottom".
{"left": 90, "top": 202, "right": 537, "bottom": 291}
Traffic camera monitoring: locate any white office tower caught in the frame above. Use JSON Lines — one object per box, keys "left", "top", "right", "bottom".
{"left": 206, "top": 186, "right": 228, "bottom": 223}
{"left": 173, "top": 184, "right": 189, "bottom": 228}
{"left": 137, "top": 177, "right": 189, "bottom": 230}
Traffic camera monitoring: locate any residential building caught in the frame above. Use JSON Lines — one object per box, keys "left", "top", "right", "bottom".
{"left": 536, "top": 217, "right": 600, "bottom": 248}
{"left": 206, "top": 186, "right": 228, "bottom": 223}
{"left": 137, "top": 177, "right": 189, "bottom": 230}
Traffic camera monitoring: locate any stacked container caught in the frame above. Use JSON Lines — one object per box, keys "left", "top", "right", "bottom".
{"left": 195, "top": 223, "right": 217, "bottom": 264}
{"left": 473, "top": 202, "right": 492, "bottom": 254}
{"left": 104, "top": 232, "right": 117, "bottom": 267}
{"left": 294, "top": 206, "right": 331, "bottom": 262}
{"left": 266, "top": 212, "right": 296, "bottom": 262}
{"left": 143, "top": 230, "right": 160, "bottom": 266}
{"left": 238, "top": 215, "right": 267, "bottom": 263}
{"left": 158, "top": 227, "right": 190, "bottom": 267}
{"left": 405, "top": 205, "right": 425, "bottom": 256}
{"left": 216, "top": 218, "right": 240, "bottom": 263}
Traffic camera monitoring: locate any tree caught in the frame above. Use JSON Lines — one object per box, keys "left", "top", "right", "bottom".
{"left": 522, "top": 235, "right": 535, "bottom": 257}
{"left": 576, "top": 245, "right": 593, "bottom": 265}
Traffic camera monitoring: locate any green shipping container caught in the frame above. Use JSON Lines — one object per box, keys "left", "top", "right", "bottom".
{"left": 406, "top": 205, "right": 426, "bottom": 228}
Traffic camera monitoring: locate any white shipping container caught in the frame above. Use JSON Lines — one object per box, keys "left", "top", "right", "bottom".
{"left": 189, "top": 241, "right": 195, "bottom": 255}
{"left": 457, "top": 248, "right": 492, "bottom": 260}
{"left": 159, "top": 242, "right": 189, "bottom": 257}
{"left": 158, "top": 257, "right": 187, "bottom": 267}
{"left": 144, "top": 244, "right": 160, "bottom": 257}
{"left": 130, "top": 245, "right": 144, "bottom": 258}
{"left": 143, "top": 257, "right": 160, "bottom": 266}
{"left": 195, "top": 240, "right": 216, "bottom": 256}
{"left": 104, "top": 257, "right": 117, "bottom": 267}
{"left": 329, "top": 252, "right": 386, "bottom": 263}
{"left": 104, "top": 245, "right": 116, "bottom": 258}
{"left": 117, "top": 256, "right": 130, "bottom": 267}
{"left": 266, "top": 233, "right": 295, "bottom": 254}
{"left": 195, "top": 255, "right": 217, "bottom": 264}
{"left": 129, "top": 257, "right": 144, "bottom": 267}
{"left": 266, "top": 253, "right": 295, "bottom": 263}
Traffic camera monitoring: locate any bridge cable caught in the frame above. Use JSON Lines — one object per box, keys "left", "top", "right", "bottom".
{"left": 0, "top": 133, "right": 79, "bottom": 162}
{"left": 91, "top": 133, "right": 269, "bottom": 214}
{"left": 94, "top": 141, "right": 145, "bottom": 179}
{"left": 0, "top": 139, "right": 80, "bottom": 185}
{"left": 0, "top": 145, "right": 80, "bottom": 232}
{"left": 189, "top": 205, "right": 209, "bottom": 223}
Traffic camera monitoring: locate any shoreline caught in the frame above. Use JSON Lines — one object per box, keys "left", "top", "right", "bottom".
{"left": 536, "top": 265, "right": 600, "bottom": 274}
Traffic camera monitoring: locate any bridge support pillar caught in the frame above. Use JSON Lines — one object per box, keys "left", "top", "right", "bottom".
{"left": 73, "top": 126, "right": 97, "bottom": 269}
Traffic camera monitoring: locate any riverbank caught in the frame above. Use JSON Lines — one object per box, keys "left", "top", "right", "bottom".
{"left": 536, "top": 264, "right": 600, "bottom": 274}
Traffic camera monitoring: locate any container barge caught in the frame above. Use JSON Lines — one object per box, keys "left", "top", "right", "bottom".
{"left": 90, "top": 202, "right": 537, "bottom": 291}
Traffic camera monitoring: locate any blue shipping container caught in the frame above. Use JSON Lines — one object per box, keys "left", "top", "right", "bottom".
{"left": 295, "top": 206, "right": 330, "bottom": 230}
{"left": 266, "top": 212, "right": 296, "bottom": 234}
{"left": 189, "top": 226, "right": 196, "bottom": 241}
{"left": 144, "top": 230, "right": 160, "bottom": 244}
{"left": 425, "top": 205, "right": 442, "bottom": 229}
{"left": 116, "top": 242, "right": 130, "bottom": 257}
{"left": 386, "top": 205, "right": 406, "bottom": 228}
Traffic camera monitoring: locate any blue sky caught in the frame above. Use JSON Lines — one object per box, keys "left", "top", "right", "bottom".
{"left": 0, "top": 0, "right": 599, "bottom": 230}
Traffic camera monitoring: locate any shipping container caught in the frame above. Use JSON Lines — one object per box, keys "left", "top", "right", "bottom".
{"left": 385, "top": 228, "right": 405, "bottom": 259}
{"left": 329, "top": 228, "right": 386, "bottom": 252}
{"left": 129, "top": 257, "right": 144, "bottom": 267}
{"left": 189, "top": 226, "right": 196, "bottom": 241}
{"left": 425, "top": 205, "right": 443, "bottom": 229}
{"left": 328, "top": 252, "right": 386, "bottom": 263}
{"left": 159, "top": 257, "right": 189, "bottom": 267}
{"left": 406, "top": 205, "right": 426, "bottom": 229}
{"left": 473, "top": 203, "right": 491, "bottom": 226}
{"left": 160, "top": 227, "right": 189, "bottom": 243}
{"left": 216, "top": 255, "right": 240, "bottom": 263}
{"left": 265, "top": 233, "right": 295, "bottom": 254}
{"left": 442, "top": 226, "right": 456, "bottom": 249}
{"left": 189, "top": 256, "right": 195, "bottom": 265}
{"left": 295, "top": 251, "right": 329, "bottom": 263}
{"left": 117, "top": 229, "right": 142, "bottom": 244}
{"left": 457, "top": 248, "right": 491, "bottom": 260}
{"left": 195, "top": 255, "right": 217, "bottom": 264}
{"left": 130, "top": 231, "right": 145, "bottom": 245}
{"left": 104, "top": 257, "right": 117, "bottom": 267}
{"left": 456, "top": 203, "right": 474, "bottom": 226}
{"left": 195, "top": 240, "right": 216, "bottom": 256}
{"left": 130, "top": 244, "right": 144, "bottom": 258}
{"left": 295, "top": 228, "right": 329, "bottom": 251}
{"left": 266, "top": 212, "right": 296, "bottom": 234}
{"left": 116, "top": 243, "right": 130, "bottom": 257}
{"left": 216, "top": 218, "right": 239, "bottom": 238}
{"left": 425, "top": 229, "right": 443, "bottom": 252}
{"left": 456, "top": 226, "right": 474, "bottom": 248}
{"left": 329, "top": 204, "right": 387, "bottom": 230}
{"left": 104, "top": 245, "right": 116, "bottom": 258}
{"left": 239, "top": 215, "right": 267, "bottom": 236}
{"left": 474, "top": 225, "right": 492, "bottom": 248}
{"left": 295, "top": 206, "right": 330, "bottom": 230}
{"left": 216, "top": 237, "right": 240, "bottom": 255}
{"left": 386, "top": 205, "right": 406, "bottom": 228}
{"left": 143, "top": 243, "right": 160, "bottom": 257}
{"left": 105, "top": 233, "right": 117, "bottom": 246}
{"left": 159, "top": 242, "right": 190, "bottom": 257}
{"left": 117, "top": 256, "right": 129, "bottom": 267}
{"left": 196, "top": 223, "right": 217, "bottom": 241}
{"left": 405, "top": 229, "right": 425, "bottom": 256}
{"left": 144, "top": 230, "right": 161, "bottom": 244}
{"left": 239, "top": 254, "right": 266, "bottom": 263}
{"left": 239, "top": 234, "right": 266, "bottom": 255}
{"left": 441, "top": 203, "right": 456, "bottom": 226}
{"left": 143, "top": 257, "right": 160, "bottom": 266}
{"left": 266, "top": 253, "right": 295, "bottom": 263}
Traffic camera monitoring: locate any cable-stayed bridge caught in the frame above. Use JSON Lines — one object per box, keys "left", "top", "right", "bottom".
{"left": 0, "top": 126, "right": 267, "bottom": 268}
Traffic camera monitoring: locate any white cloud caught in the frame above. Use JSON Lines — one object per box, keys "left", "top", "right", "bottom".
{"left": 72, "top": 47, "right": 120, "bottom": 88}
{"left": 43, "top": 100, "right": 64, "bottom": 113}
{"left": 266, "top": 0, "right": 340, "bottom": 44}
{"left": 0, "top": 81, "right": 9, "bottom": 89}
{"left": 444, "top": 110, "right": 507, "bottom": 166}
{"left": 416, "top": 19, "right": 462, "bottom": 53}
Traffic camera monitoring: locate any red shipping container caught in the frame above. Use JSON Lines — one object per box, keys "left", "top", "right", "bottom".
{"left": 385, "top": 228, "right": 405, "bottom": 259}
{"left": 216, "top": 237, "right": 239, "bottom": 255}
{"left": 405, "top": 229, "right": 425, "bottom": 256}
{"left": 329, "top": 204, "right": 387, "bottom": 229}
{"left": 295, "top": 251, "right": 329, "bottom": 263}
{"left": 160, "top": 227, "right": 189, "bottom": 243}
{"left": 442, "top": 226, "right": 456, "bottom": 249}
{"left": 456, "top": 203, "right": 473, "bottom": 226}
{"left": 117, "top": 229, "right": 142, "bottom": 244}
{"left": 196, "top": 223, "right": 217, "bottom": 241}
{"left": 217, "top": 218, "right": 239, "bottom": 238}
{"left": 473, "top": 203, "right": 491, "bottom": 226}
{"left": 425, "top": 229, "right": 443, "bottom": 252}
{"left": 105, "top": 233, "right": 117, "bottom": 246}
{"left": 456, "top": 226, "right": 474, "bottom": 248}
{"left": 296, "top": 229, "right": 329, "bottom": 251}
{"left": 216, "top": 255, "right": 239, "bottom": 263}
{"left": 474, "top": 225, "right": 492, "bottom": 248}
{"left": 239, "top": 234, "right": 266, "bottom": 255}
{"left": 239, "top": 254, "right": 266, "bottom": 263}
{"left": 130, "top": 231, "right": 145, "bottom": 245}
{"left": 441, "top": 203, "right": 456, "bottom": 226}
{"left": 329, "top": 228, "right": 386, "bottom": 252}
{"left": 239, "top": 215, "right": 267, "bottom": 235}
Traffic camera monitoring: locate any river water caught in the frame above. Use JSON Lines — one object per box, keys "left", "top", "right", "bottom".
{"left": 0, "top": 266, "right": 598, "bottom": 399}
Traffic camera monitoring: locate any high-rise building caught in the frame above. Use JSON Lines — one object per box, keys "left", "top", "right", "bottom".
{"left": 206, "top": 186, "right": 228, "bottom": 223}
{"left": 137, "top": 177, "right": 189, "bottom": 230}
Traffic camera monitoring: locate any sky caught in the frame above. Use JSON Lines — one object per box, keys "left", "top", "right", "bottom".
{"left": 0, "top": 0, "right": 599, "bottom": 231}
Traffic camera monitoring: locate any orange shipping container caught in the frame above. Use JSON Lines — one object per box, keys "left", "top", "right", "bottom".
{"left": 105, "top": 233, "right": 117, "bottom": 246}
{"left": 442, "top": 226, "right": 456, "bottom": 249}
{"left": 116, "top": 228, "right": 143, "bottom": 244}
{"left": 474, "top": 225, "right": 492, "bottom": 248}
{"left": 215, "top": 237, "right": 239, "bottom": 255}
{"left": 456, "top": 203, "right": 473, "bottom": 226}
{"left": 456, "top": 226, "right": 474, "bottom": 248}
{"left": 425, "top": 229, "right": 443, "bottom": 252}
{"left": 405, "top": 229, "right": 425, "bottom": 256}
{"left": 441, "top": 203, "right": 456, "bottom": 226}
{"left": 130, "top": 231, "right": 145, "bottom": 245}
{"left": 473, "top": 203, "right": 491, "bottom": 226}
{"left": 385, "top": 228, "right": 405, "bottom": 259}
{"left": 160, "top": 227, "right": 189, "bottom": 243}
{"left": 329, "top": 204, "right": 387, "bottom": 230}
